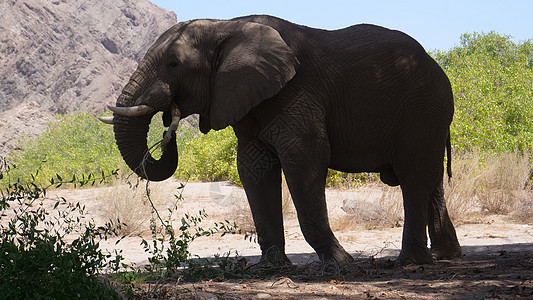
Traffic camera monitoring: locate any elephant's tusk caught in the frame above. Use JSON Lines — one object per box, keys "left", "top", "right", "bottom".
{"left": 98, "top": 116, "right": 115, "bottom": 124}
{"left": 108, "top": 105, "right": 155, "bottom": 117}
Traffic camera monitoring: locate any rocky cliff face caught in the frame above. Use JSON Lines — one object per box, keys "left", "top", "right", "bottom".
{"left": 0, "top": 0, "right": 177, "bottom": 155}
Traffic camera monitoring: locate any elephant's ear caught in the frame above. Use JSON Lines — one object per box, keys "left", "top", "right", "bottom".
{"left": 209, "top": 22, "right": 299, "bottom": 130}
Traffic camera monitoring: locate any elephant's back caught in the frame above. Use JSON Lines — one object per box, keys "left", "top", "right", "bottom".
{"left": 331, "top": 23, "right": 425, "bottom": 52}
{"left": 322, "top": 25, "right": 453, "bottom": 173}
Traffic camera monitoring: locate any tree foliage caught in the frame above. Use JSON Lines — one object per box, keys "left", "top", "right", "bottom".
{"left": 5, "top": 113, "right": 197, "bottom": 187}
{"left": 6, "top": 113, "right": 124, "bottom": 186}
{"left": 433, "top": 32, "right": 533, "bottom": 153}
{"left": 0, "top": 162, "right": 123, "bottom": 299}
{"left": 175, "top": 127, "right": 240, "bottom": 185}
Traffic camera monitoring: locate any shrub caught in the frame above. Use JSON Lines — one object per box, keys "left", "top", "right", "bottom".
{"left": 444, "top": 150, "right": 533, "bottom": 222}
{"left": 134, "top": 181, "right": 242, "bottom": 280}
{"left": 5, "top": 112, "right": 199, "bottom": 187}
{"left": 433, "top": 32, "right": 533, "bottom": 153}
{"left": 0, "top": 156, "right": 246, "bottom": 296}
{"left": 326, "top": 170, "right": 378, "bottom": 188}
{"left": 0, "top": 160, "right": 123, "bottom": 299}
{"left": 6, "top": 113, "right": 123, "bottom": 187}
{"left": 175, "top": 127, "right": 240, "bottom": 185}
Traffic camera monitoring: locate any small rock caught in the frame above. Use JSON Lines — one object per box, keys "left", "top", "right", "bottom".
{"left": 193, "top": 292, "right": 218, "bottom": 300}
{"left": 256, "top": 293, "right": 272, "bottom": 298}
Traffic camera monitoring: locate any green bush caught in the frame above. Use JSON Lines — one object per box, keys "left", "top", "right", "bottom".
{"left": 326, "top": 170, "right": 378, "bottom": 188}
{"left": 175, "top": 127, "right": 240, "bottom": 185}
{"left": 5, "top": 112, "right": 198, "bottom": 187}
{"left": 433, "top": 32, "right": 533, "bottom": 153}
{"left": 0, "top": 159, "right": 243, "bottom": 296}
{"left": 6, "top": 113, "right": 123, "bottom": 186}
{"left": 0, "top": 161, "right": 123, "bottom": 299}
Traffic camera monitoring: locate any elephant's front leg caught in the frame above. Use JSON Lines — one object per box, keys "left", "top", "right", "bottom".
{"left": 236, "top": 138, "right": 290, "bottom": 266}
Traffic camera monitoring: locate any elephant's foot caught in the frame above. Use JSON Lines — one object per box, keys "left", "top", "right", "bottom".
{"left": 251, "top": 245, "right": 293, "bottom": 269}
{"left": 317, "top": 242, "right": 354, "bottom": 265}
{"left": 306, "top": 260, "right": 342, "bottom": 275}
{"left": 429, "top": 229, "right": 463, "bottom": 261}
{"left": 396, "top": 245, "right": 434, "bottom": 266}
{"left": 431, "top": 244, "right": 462, "bottom": 261}
{"left": 246, "top": 259, "right": 293, "bottom": 273}
{"left": 246, "top": 248, "right": 293, "bottom": 274}
{"left": 304, "top": 247, "right": 353, "bottom": 276}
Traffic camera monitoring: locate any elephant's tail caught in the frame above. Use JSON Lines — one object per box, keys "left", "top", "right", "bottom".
{"left": 446, "top": 134, "right": 452, "bottom": 180}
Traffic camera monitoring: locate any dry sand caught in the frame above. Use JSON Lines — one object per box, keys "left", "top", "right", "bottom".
{"left": 45, "top": 181, "right": 531, "bottom": 267}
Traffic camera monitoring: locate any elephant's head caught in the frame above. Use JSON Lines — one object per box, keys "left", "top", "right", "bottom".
{"left": 100, "top": 19, "right": 299, "bottom": 181}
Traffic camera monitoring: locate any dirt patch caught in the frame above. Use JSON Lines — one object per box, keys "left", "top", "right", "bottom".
{"left": 129, "top": 249, "right": 533, "bottom": 299}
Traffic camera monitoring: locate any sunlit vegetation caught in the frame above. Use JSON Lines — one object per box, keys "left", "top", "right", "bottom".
{"left": 433, "top": 32, "right": 533, "bottom": 153}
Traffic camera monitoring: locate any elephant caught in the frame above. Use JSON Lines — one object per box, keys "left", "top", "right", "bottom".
{"left": 100, "top": 15, "right": 462, "bottom": 266}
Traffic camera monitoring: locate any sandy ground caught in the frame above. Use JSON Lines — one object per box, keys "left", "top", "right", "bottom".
{"left": 8, "top": 180, "right": 533, "bottom": 298}
{"left": 49, "top": 181, "right": 532, "bottom": 266}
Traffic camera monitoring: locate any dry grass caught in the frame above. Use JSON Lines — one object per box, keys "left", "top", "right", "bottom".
{"left": 227, "top": 174, "right": 295, "bottom": 234}
{"left": 331, "top": 150, "right": 532, "bottom": 230}
{"left": 98, "top": 178, "right": 172, "bottom": 236}
{"left": 377, "top": 186, "right": 404, "bottom": 228}
{"left": 445, "top": 150, "right": 532, "bottom": 223}
{"left": 226, "top": 203, "right": 255, "bottom": 234}
{"left": 512, "top": 191, "right": 533, "bottom": 223}
{"left": 475, "top": 151, "right": 531, "bottom": 214}
{"left": 444, "top": 152, "right": 482, "bottom": 222}
{"left": 281, "top": 173, "right": 296, "bottom": 216}
{"left": 331, "top": 185, "right": 403, "bottom": 231}
{"left": 217, "top": 186, "right": 255, "bottom": 234}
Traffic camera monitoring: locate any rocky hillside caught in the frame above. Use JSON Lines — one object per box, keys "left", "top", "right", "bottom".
{"left": 0, "top": 0, "right": 177, "bottom": 155}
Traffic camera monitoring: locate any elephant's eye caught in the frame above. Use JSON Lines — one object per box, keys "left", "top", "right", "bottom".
{"left": 167, "top": 61, "right": 178, "bottom": 68}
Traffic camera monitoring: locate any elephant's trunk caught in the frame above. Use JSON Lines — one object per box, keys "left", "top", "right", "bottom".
{"left": 112, "top": 56, "right": 178, "bottom": 182}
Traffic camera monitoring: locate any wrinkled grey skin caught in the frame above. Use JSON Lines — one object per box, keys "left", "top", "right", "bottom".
{"left": 108, "top": 15, "right": 462, "bottom": 266}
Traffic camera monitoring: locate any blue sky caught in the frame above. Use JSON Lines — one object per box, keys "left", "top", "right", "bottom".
{"left": 150, "top": 0, "right": 531, "bottom": 51}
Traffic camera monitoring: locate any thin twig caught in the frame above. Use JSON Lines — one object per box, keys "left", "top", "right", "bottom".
{"left": 139, "top": 139, "right": 166, "bottom": 227}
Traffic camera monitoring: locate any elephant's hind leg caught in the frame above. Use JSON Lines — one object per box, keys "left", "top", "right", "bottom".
{"left": 428, "top": 177, "right": 462, "bottom": 260}
{"left": 394, "top": 130, "right": 447, "bottom": 265}
{"left": 396, "top": 185, "right": 434, "bottom": 265}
